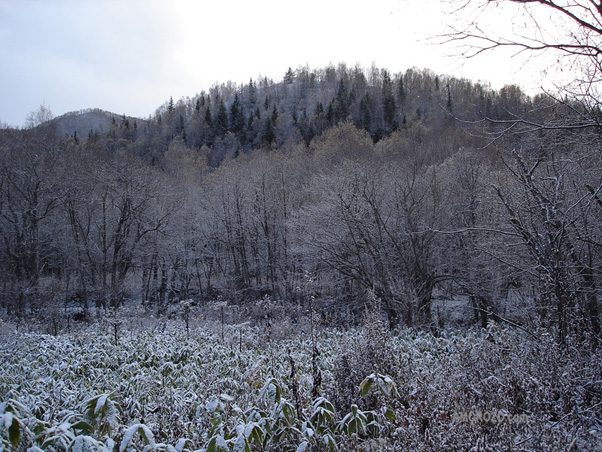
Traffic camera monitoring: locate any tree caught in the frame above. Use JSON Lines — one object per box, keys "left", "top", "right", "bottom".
{"left": 0, "top": 118, "right": 63, "bottom": 315}
{"left": 492, "top": 150, "right": 602, "bottom": 345}
{"left": 284, "top": 67, "right": 295, "bottom": 84}
{"left": 334, "top": 79, "right": 350, "bottom": 122}
{"left": 445, "top": 0, "right": 602, "bottom": 345}
{"left": 230, "top": 92, "right": 245, "bottom": 136}
{"left": 25, "top": 103, "right": 54, "bottom": 129}
{"left": 62, "top": 147, "right": 170, "bottom": 311}
{"left": 445, "top": 0, "right": 602, "bottom": 125}
{"left": 382, "top": 70, "right": 398, "bottom": 134}
{"left": 214, "top": 98, "right": 229, "bottom": 138}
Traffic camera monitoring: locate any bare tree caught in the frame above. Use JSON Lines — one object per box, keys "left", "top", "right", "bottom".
{"left": 445, "top": 0, "right": 602, "bottom": 127}
{"left": 0, "top": 121, "right": 63, "bottom": 315}
{"left": 443, "top": 1, "right": 602, "bottom": 345}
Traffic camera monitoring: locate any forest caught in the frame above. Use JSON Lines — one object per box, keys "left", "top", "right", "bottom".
{"left": 2, "top": 50, "right": 602, "bottom": 452}
{"left": 1, "top": 62, "right": 600, "bottom": 343}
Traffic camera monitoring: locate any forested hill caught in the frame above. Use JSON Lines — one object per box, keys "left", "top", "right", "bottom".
{"left": 49, "top": 108, "right": 145, "bottom": 141}
{"left": 1, "top": 63, "right": 600, "bottom": 346}
{"left": 52, "top": 63, "right": 533, "bottom": 167}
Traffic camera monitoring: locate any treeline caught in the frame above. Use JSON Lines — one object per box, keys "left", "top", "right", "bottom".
{"left": 1, "top": 63, "right": 601, "bottom": 345}
{"left": 111, "top": 63, "right": 529, "bottom": 166}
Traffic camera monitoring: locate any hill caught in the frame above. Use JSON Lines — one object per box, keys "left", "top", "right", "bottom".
{"left": 49, "top": 108, "right": 145, "bottom": 140}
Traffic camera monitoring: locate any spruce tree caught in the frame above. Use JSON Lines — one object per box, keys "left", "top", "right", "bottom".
{"left": 230, "top": 93, "right": 245, "bottom": 135}
{"left": 326, "top": 101, "right": 334, "bottom": 124}
{"left": 335, "top": 79, "right": 350, "bottom": 121}
{"left": 382, "top": 70, "right": 397, "bottom": 133}
{"left": 248, "top": 78, "right": 257, "bottom": 106}
{"left": 214, "top": 98, "right": 229, "bottom": 138}
{"left": 314, "top": 102, "right": 324, "bottom": 116}
{"left": 359, "top": 95, "right": 372, "bottom": 132}
{"left": 398, "top": 77, "right": 406, "bottom": 102}
{"left": 271, "top": 104, "right": 278, "bottom": 124}
{"left": 204, "top": 102, "right": 212, "bottom": 127}
{"left": 262, "top": 117, "right": 275, "bottom": 146}
{"left": 284, "top": 67, "right": 295, "bottom": 84}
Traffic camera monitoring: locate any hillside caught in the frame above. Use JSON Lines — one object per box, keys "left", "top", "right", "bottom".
{"left": 48, "top": 108, "right": 145, "bottom": 140}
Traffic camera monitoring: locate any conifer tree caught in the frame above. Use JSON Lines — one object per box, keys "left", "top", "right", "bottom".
{"left": 230, "top": 93, "right": 245, "bottom": 135}
{"left": 398, "top": 76, "right": 406, "bottom": 103}
{"left": 204, "top": 102, "right": 212, "bottom": 127}
{"left": 334, "top": 79, "right": 350, "bottom": 121}
{"left": 358, "top": 94, "right": 372, "bottom": 133}
{"left": 382, "top": 70, "right": 398, "bottom": 133}
{"left": 314, "top": 102, "right": 324, "bottom": 116}
{"left": 271, "top": 104, "right": 278, "bottom": 124}
{"left": 326, "top": 101, "right": 334, "bottom": 124}
{"left": 248, "top": 78, "right": 257, "bottom": 106}
{"left": 284, "top": 67, "right": 295, "bottom": 84}
{"left": 262, "top": 117, "right": 275, "bottom": 146}
{"left": 215, "top": 98, "right": 229, "bottom": 138}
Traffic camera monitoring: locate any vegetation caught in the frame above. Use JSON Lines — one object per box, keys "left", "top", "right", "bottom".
{"left": 2, "top": 1, "right": 602, "bottom": 449}
{"left": 1, "top": 62, "right": 601, "bottom": 346}
{"left": 1, "top": 311, "right": 601, "bottom": 451}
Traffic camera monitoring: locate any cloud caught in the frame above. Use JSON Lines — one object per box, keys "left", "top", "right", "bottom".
{"left": 0, "top": 0, "right": 180, "bottom": 124}
{"left": 0, "top": 0, "right": 551, "bottom": 126}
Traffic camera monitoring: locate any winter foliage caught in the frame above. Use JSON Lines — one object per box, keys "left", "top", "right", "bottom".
{"left": 1, "top": 313, "right": 601, "bottom": 451}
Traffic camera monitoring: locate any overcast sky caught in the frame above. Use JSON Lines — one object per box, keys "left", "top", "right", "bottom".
{"left": 0, "top": 0, "right": 550, "bottom": 127}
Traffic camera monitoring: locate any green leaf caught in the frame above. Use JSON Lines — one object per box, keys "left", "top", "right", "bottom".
{"left": 70, "top": 421, "right": 95, "bottom": 435}
{"left": 323, "top": 433, "right": 338, "bottom": 451}
{"left": 359, "top": 378, "right": 373, "bottom": 397}
{"left": 384, "top": 407, "right": 396, "bottom": 422}
{"left": 8, "top": 414, "right": 20, "bottom": 448}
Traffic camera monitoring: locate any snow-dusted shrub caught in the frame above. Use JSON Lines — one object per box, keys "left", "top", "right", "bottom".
{"left": 1, "top": 318, "right": 601, "bottom": 451}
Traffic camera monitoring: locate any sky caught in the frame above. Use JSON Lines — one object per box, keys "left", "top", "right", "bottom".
{"left": 0, "top": 0, "right": 553, "bottom": 127}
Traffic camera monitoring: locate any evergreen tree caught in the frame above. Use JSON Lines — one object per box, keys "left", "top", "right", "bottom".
{"left": 358, "top": 94, "right": 372, "bottom": 133}
{"left": 334, "top": 79, "right": 350, "bottom": 121}
{"left": 214, "top": 98, "right": 229, "bottom": 138}
{"left": 271, "top": 104, "right": 278, "bottom": 123}
{"left": 204, "top": 102, "right": 213, "bottom": 127}
{"left": 382, "top": 70, "right": 398, "bottom": 133}
{"left": 326, "top": 101, "right": 334, "bottom": 124}
{"left": 398, "top": 77, "right": 406, "bottom": 103}
{"left": 284, "top": 67, "right": 295, "bottom": 84}
{"left": 314, "top": 102, "right": 324, "bottom": 116}
{"left": 262, "top": 117, "right": 275, "bottom": 146}
{"left": 230, "top": 93, "right": 245, "bottom": 135}
{"left": 248, "top": 78, "right": 257, "bottom": 106}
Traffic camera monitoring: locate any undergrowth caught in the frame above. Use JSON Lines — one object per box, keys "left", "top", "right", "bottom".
{"left": 0, "top": 318, "right": 601, "bottom": 451}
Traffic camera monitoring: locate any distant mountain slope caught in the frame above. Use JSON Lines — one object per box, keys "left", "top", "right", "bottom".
{"left": 49, "top": 108, "right": 143, "bottom": 139}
